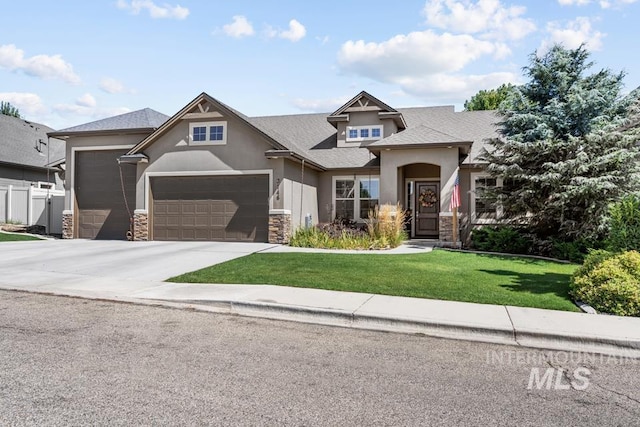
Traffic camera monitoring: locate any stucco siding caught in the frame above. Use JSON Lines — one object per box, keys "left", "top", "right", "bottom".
{"left": 283, "top": 160, "right": 319, "bottom": 230}
{"left": 0, "top": 165, "right": 57, "bottom": 188}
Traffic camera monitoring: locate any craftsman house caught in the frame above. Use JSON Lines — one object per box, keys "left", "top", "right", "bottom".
{"left": 49, "top": 91, "right": 499, "bottom": 243}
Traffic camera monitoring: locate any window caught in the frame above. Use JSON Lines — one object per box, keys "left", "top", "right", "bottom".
{"left": 210, "top": 125, "right": 224, "bottom": 141}
{"left": 189, "top": 121, "right": 227, "bottom": 145}
{"left": 471, "top": 174, "right": 502, "bottom": 222}
{"left": 333, "top": 176, "right": 380, "bottom": 221}
{"left": 193, "top": 126, "right": 207, "bottom": 142}
{"left": 345, "top": 125, "right": 383, "bottom": 142}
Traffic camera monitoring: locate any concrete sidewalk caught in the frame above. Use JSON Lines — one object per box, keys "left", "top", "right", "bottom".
{"left": 2, "top": 273, "right": 639, "bottom": 359}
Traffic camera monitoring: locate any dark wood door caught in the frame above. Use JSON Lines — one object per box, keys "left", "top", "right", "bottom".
{"left": 415, "top": 182, "right": 439, "bottom": 237}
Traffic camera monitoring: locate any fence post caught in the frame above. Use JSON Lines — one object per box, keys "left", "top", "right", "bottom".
{"left": 7, "top": 185, "right": 12, "bottom": 222}
{"left": 28, "top": 186, "right": 33, "bottom": 226}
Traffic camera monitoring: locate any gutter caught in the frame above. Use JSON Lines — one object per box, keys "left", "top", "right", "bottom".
{"left": 264, "top": 150, "right": 326, "bottom": 171}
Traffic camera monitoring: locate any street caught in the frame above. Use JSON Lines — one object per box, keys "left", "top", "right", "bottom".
{"left": 1, "top": 290, "right": 638, "bottom": 426}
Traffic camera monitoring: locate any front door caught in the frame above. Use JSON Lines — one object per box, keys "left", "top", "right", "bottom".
{"left": 414, "top": 181, "right": 439, "bottom": 237}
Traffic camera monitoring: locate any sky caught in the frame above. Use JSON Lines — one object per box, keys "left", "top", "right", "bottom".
{"left": 1, "top": 0, "right": 639, "bottom": 130}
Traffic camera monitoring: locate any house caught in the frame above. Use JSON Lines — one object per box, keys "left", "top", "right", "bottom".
{"left": 0, "top": 114, "right": 66, "bottom": 232}
{"left": 48, "top": 91, "right": 500, "bottom": 243}
{"left": 0, "top": 114, "right": 65, "bottom": 188}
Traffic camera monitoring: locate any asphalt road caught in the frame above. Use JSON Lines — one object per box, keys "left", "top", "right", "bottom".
{"left": 1, "top": 291, "right": 639, "bottom": 426}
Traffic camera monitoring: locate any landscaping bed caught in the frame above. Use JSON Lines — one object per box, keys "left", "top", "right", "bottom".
{"left": 169, "top": 249, "right": 580, "bottom": 312}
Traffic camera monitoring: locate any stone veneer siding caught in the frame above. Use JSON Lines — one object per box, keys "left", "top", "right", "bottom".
{"left": 133, "top": 211, "right": 149, "bottom": 241}
{"left": 62, "top": 212, "right": 73, "bottom": 239}
{"left": 438, "top": 215, "right": 454, "bottom": 243}
{"left": 269, "top": 212, "right": 291, "bottom": 244}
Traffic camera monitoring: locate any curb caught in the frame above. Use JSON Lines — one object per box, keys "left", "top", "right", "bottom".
{"left": 3, "top": 286, "right": 639, "bottom": 359}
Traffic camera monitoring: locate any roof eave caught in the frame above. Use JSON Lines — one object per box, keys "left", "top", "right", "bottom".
{"left": 47, "top": 127, "right": 158, "bottom": 139}
{"left": 367, "top": 141, "right": 473, "bottom": 154}
{"left": 264, "top": 150, "right": 326, "bottom": 171}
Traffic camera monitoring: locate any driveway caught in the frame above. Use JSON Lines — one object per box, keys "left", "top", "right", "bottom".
{"left": 0, "top": 239, "right": 276, "bottom": 285}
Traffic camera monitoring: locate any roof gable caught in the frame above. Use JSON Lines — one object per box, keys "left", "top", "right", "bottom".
{"left": 327, "top": 91, "right": 407, "bottom": 130}
{"left": 330, "top": 91, "right": 399, "bottom": 116}
{"left": 127, "top": 92, "right": 288, "bottom": 155}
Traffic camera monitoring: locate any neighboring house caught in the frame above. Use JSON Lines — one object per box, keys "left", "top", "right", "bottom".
{"left": 0, "top": 114, "right": 66, "bottom": 232}
{"left": 0, "top": 114, "right": 65, "bottom": 188}
{"left": 49, "top": 91, "right": 500, "bottom": 243}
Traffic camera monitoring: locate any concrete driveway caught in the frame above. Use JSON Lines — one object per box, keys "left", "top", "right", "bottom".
{"left": 0, "top": 239, "right": 276, "bottom": 285}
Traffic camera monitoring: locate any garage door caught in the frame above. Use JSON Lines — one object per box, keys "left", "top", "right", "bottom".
{"left": 151, "top": 175, "right": 269, "bottom": 242}
{"left": 75, "top": 150, "right": 136, "bottom": 239}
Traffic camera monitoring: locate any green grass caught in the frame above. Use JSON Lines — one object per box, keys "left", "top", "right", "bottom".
{"left": 169, "top": 250, "right": 580, "bottom": 312}
{"left": 0, "top": 232, "right": 42, "bottom": 242}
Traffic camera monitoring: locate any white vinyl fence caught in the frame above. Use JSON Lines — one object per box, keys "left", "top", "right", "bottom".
{"left": 0, "top": 185, "right": 65, "bottom": 235}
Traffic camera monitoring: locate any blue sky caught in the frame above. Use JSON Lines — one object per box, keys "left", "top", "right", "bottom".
{"left": 1, "top": 0, "right": 639, "bottom": 129}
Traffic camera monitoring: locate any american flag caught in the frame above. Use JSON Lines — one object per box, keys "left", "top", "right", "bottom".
{"left": 450, "top": 173, "right": 461, "bottom": 210}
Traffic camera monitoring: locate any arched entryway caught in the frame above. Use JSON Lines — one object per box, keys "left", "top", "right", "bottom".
{"left": 401, "top": 163, "right": 441, "bottom": 238}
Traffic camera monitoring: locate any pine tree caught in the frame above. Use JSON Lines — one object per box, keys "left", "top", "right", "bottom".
{"left": 481, "top": 44, "right": 640, "bottom": 241}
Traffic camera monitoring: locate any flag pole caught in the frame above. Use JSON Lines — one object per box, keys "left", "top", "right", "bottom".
{"left": 452, "top": 206, "right": 458, "bottom": 248}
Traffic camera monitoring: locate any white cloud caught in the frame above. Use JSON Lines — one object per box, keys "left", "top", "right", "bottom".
{"left": 0, "top": 92, "right": 47, "bottom": 116}
{"left": 599, "top": 0, "right": 638, "bottom": 7}
{"left": 279, "top": 19, "right": 306, "bottom": 42}
{"left": 291, "top": 96, "right": 351, "bottom": 112}
{"left": 338, "top": 30, "right": 504, "bottom": 82}
{"left": 423, "top": 0, "right": 536, "bottom": 41}
{"left": 316, "top": 35, "right": 330, "bottom": 45}
{"left": 222, "top": 15, "right": 255, "bottom": 38}
{"left": 265, "top": 19, "right": 307, "bottom": 42}
{"left": 396, "top": 71, "right": 519, "bottom": 101}
{"left": 116, "top": 0, "right": 189, "bottom": 20}
{"left": 99, "top": 77, "right": 133, "bottom": 94}
{"left": 558, "top": 0, "right": 591, "bottom": 5}
{"left": 76, "top": 93, "right": 96, "bottom": 108}
{"left": 0, "top": 44, "right": 81, "bottom": 84}
{"left": 540, "top": 17, "right": 605, "bottom": 53}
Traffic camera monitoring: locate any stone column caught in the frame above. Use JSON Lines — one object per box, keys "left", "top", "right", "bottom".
{"left": 269, "top": 209, "right": 292, "bottom": 244}
{"left": 439, "top": 213, "right": 454, "bottom": 243}
{"left": 62, "top": 210, "right": 73, "bottom": 239}
{"left": 133, "top": 210, "right": 149, "bottom": 241}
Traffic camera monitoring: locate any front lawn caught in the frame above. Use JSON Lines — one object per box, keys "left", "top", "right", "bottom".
{"left": 0, "top": 232, "right": 42, "bottom": 242}
{"left": 169, "top": 250, "right": 580, "bottom": 312}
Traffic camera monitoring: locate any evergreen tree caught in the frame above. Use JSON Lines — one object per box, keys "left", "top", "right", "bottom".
{"left": 464, "top": 83, "right": 515, "bottom": 111}
{"left": 0, "top": 101, "right": 21, "bottom": 118}
{"left": 481, "top": 44, "right": 640, "bottom": 241}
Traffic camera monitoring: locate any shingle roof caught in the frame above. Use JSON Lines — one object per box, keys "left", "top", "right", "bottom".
{"left": 367, "top": 124, "right": 470, "bottom": 148}
{"left": 249, "top": 106, "right": 499, "bottom": 168}
{"left": 53, "top": 108, "right": 169, "bottom": 134}
{"left": 0, "top": 114, "right": 65, "bottom": 169}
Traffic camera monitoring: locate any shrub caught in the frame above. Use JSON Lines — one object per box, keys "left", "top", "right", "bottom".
{"left": 289, "top": 204, "right": 408, "bottom": 250}
{"left": 571, "top": 250, "right": 640, "bottom": 316}
{"left": 364, "top": 203, "right": 407, "bottom": 248}
{"left": 607, "top": 195, "right": 640, "bottom": 252}
{"left": 471, "top": 226, "right": 532, "bottom": 254}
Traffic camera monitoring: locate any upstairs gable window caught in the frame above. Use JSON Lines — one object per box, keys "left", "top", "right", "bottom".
{"left": 346, "top": 125, "right": 383, "bottom": 142}
{"left": 189, "top": 121, "right": 227, "bottom": 146}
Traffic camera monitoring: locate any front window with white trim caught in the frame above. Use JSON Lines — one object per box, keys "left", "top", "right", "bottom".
{"left": 471, "top": 173, "right": 502, "bottom": 222}
{"left": 333, "top": 176, "right": 379, "bottom": 221}
{"left": 189, "top": 121, "right": 227, "bottom": 145}
{"left": 345, "top": 125, "right": 383, "bottom": 142}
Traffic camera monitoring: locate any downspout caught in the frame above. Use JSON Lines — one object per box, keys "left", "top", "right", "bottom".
{"left": 300, "top": 159, "right": 305, "bottom": 227}
{"left": 117, "top": 158, "right": 134, "bottom": 241}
